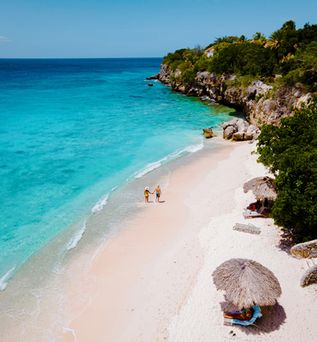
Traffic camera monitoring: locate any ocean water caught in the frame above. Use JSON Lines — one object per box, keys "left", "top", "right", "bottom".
{"left": 0, "top": 58, "right": 234, "bottom": 288}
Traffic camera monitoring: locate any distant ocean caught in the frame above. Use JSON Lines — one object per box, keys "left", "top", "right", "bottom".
{"left": 0, "top": 58, "right": 234, "bottom": 289}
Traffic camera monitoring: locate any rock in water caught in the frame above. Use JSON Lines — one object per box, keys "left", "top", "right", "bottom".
{"left": 203, "top": 128, "right": 214, "bottom": 139}
{"left": 146, "top": 73, "right": 160, "bottom": 80}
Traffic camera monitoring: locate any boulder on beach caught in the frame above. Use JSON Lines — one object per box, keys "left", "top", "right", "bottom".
{"left": 222, "top": 118, "right": 240, "bottom": 130}
{"left": 222, "top": 118, "right": 259, "bottom": 141}
{"left": 232, "top": 131, "right": 245, "bottom": 141}
{"left": 290, "top": 239, "right": 317, "bottom": 259}
{"left": 223, "top": 125, "right": 236, "bottom": 139}
{"left": 203, "top": 128, "right": 214, "bottom": 139}
{"left": 300, "top": 265, "right": 317, "bottom": 287}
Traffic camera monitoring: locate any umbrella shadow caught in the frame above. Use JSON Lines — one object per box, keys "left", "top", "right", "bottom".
{"left": 277, "top": 230, "right": 295, "bottom": 254}
{"left": 220, "top": 302, "right": 286, "bottom": 335}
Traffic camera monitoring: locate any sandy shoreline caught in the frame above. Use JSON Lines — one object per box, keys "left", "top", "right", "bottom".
{"left": 61, "top": 138, "right": 317, "bottom": 342}
{"left": 62, "top": 139, "right": 233, "bottom": 341}
{"left": 2, "top": 137, "right": 316, "bottom": 341}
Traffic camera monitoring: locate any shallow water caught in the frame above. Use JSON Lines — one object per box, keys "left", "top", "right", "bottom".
{"left": 0, "top": 58, "right": 235, "bottom": 286}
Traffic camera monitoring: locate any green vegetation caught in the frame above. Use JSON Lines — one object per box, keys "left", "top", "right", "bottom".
{"left": 163, "top": 21, "right": 317, "bottom": 91}
{"left": 209, "top": 42, "right": 277, "bottom": 76}
{"left": 163, "top": 22, "right": 317, "bottom": 241}
{"left": 257, "top": 99, "right": 317, "bottom": 241}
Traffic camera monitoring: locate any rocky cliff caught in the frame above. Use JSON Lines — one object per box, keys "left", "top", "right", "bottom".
{"left": 158, "top": 64, "right": 312, "bottom": 126}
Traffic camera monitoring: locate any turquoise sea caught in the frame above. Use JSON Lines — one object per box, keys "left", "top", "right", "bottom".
{"left": 0, "top": 58, "right": 234, "bottom": 289}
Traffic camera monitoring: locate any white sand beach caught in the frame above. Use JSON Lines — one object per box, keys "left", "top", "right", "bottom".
{"left": 61, "top": 138, "right": 317, "bottom": 342}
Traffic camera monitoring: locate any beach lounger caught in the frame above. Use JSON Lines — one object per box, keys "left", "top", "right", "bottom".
{"left": 224, "top": 305, "right": 262, "bottom": 326}
{"left": 233, "top": 223, "right": 261, "bottom": 235}
{"left": 243, "top": 209, "right": 264, "bottom": 219}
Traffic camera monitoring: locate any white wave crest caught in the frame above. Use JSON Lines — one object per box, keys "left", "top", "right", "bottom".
{"left": 91, "top": 186, "right": 117, "bottom": 214}
{"left": 0, "top": 266, "right": 16, "bottom": 291}
{"left": 135, "top": 161, "right": 162, "bottom": 179}
{"left": 134, "top": 143, "right": 204, "bottom": 179}
{"left": 66, "top": 223, "right": 86, "bottom": 251}
{"left": 91, "top": 194, "right": 109, "bottom": 213}
{"left": 183, "top": 143, "right": 204, "bottom": 153}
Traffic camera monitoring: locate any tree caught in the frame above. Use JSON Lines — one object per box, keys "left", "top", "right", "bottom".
{"left": 270, "top": 20, "right": 298, "bottom": 59}
{"left": 257, "top": 99, "right": 317, "bottom": 241}
{"left": 213, "top": 36, "right": 240, "bottom": 44}
{"left": 280, "top": 41, "right": 317, "bottom": 90}
{"left": 253, "top": 32, "right": 266, "bottom": 41}
{"left": 209, "top": 42, "right": 277, "bottom": 76}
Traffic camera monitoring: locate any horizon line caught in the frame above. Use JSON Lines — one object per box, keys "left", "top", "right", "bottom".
{"left": 0, "top": 56, "right": 164, "bottom": 60}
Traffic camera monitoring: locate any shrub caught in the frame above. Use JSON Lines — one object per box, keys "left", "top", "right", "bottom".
{"left": 257, "top": 99, "right": 317, "bottom": 241}
{"left": 162, "top": 20, "right": 317, "bottom": 90}
{"left": 209, "top": 42, "right": 277, "bottom": 76}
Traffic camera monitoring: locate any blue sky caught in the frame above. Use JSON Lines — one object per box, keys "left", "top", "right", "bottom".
{"left": 0, "top": 0, "right": 316, "bottom": 58}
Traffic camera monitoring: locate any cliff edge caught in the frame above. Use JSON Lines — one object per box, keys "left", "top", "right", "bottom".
{"left": 158, "top": 64, "right": 312, "bottom": 126}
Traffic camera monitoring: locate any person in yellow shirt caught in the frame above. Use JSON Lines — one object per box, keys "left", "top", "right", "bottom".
{"left": 144, "top": 186, "right": 152, "bottom": 203}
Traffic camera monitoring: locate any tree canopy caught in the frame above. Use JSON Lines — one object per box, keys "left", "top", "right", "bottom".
{"left": 162, "top": 21, "right": 317, "bottom": 91}
{"left": 257, "top": 99, "right": 317, "bottom": 241}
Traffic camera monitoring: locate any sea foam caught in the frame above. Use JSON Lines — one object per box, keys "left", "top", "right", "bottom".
{"left": 66, "top": 223, "right": 86, "bottom": 251}
{"left": 91, "top": 186, "right": 117, "bottom": 214}
{"left": 135, "top": 161, "right": 162, "bottom": 179}
{"left": 135, "top": 143, "right": 203, "bottom": 179}
{"left": 0, "top": 266, "right": 16, "bottom": 291}
{"left": 91, "top": 194, "right": 110, "bottom": 214}
{"left": 183, "top": 143, "right": 204, "bottom": 153}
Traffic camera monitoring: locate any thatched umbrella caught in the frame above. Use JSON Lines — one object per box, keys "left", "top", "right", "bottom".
{"left": 243, "top": 177, "right": 277, "bottom": 201}
{"left": 212, "top": 258, "right": 281, "bottom": 309}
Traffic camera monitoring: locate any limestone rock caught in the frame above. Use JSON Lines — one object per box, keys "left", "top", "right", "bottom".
{"left": 203, "top": 128, "right": 214, "bottom": 139}
{"left": 246, "top": 124, "right": 260, "bottom": 140}
{"left": 300, "top": 265, "right": 317, "bottom": 287}
{"left": 146, "top": 73, "right": 160, "bottom": 80}
{"left": 223, "top": 125, "right": 236, "bottom": 139}
{"left": 200, "top": 95, "right": 214, "bottom": 102}
{"left": 157, "top": 64, "right": 312, "bottom": 127}
{"left": 244, "top": 133, "right": 254, "bottom": 140}
{"left": 222, "top": 118, "right": 239, "bottom": 130}
{"left": 294, "top": 93, "right": 313, "bottom": 110}
{"left": 236, "top": 119, "right": 249, "bottom": 133}
{"left": 178, "top": 85, "right": 186, "bottom": 93}
{"left": 290, "top": 239, "right": 317, "bottom": 259}
{"left": 222, "top": 118, "right": 259, "bottom": 141}
{"left": 232, "top": 132, "right": 245, "bottom": 141}
{"left": 158, "top": 64, "right": 171, "bottom": 84}
{"left": 247, "top": 80, "right": 272, "bottom": 98}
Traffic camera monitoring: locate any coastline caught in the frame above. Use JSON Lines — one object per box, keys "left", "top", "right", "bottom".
{"left": 62, "top": 138, "right": 235, "bottom": 341}
{"left": 2, "top": 137, "right": 317, "bottom": 341}
{"left": 1, "top": 57, "right": 237, "bottom": 290}
{"left": 63, "top": 138, "right": 317, "bottom": 342}
{"left": 0, "top": 137, "right": 230, "bottom": 340}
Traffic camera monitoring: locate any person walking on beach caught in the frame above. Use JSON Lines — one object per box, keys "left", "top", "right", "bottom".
{"left": 144, "top": 186, "right": 152, "bottom": 203}
{"left": 155, "top": 185, "right": 162, "bottom": 203}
